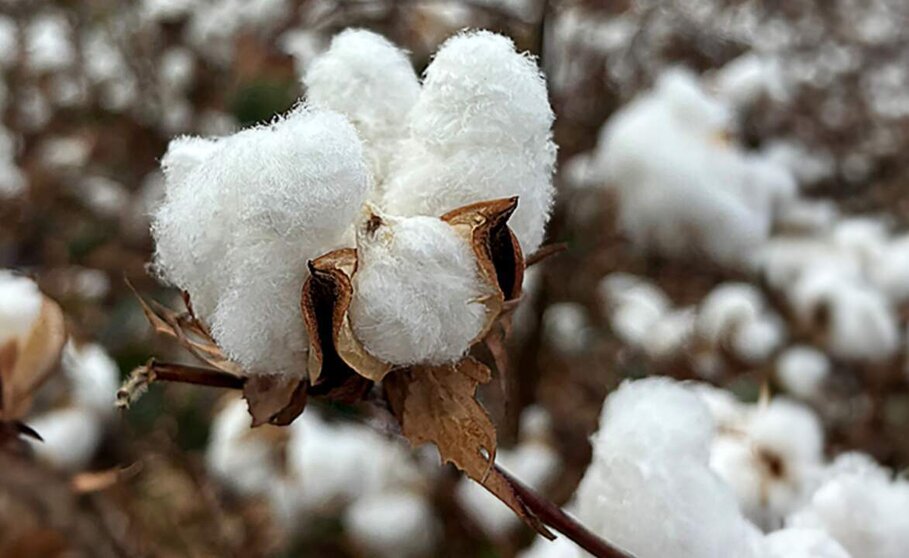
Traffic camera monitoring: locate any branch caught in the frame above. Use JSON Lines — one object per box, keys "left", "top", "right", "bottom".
{"left": 526, "top": 242, "right": 568, "bottom": 267}
{"left": 497, "top": 465, "right": 635, "bottom": 558}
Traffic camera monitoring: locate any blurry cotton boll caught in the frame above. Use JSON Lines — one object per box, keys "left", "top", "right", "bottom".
{"left": 760, "top": 140, "right": 835, "bottom": 188}
{"left": 18, "top": 86, "right": 51, "bottom": 131}
{"left": 758, "top": 238, "right": 863, "bottom": 294}
{"left": 776, "top": 199, "right": 840, "bottom": 234}
{"left": 787, "top": 453, "right": 909, "bottom": 558}
{"left": 39, "top": 136, "right": 91, "bottom": 171}
{"left": 343, "top": 490, "right": 439, "bottom": 558}
{"left": 456, "top": 406, "right": 560, "bottom": 538}
{"left": 27, "top": 341, "right": 120, "bottom": 471}
{"left": 349, "top": 211, "right": 491, "bottom": 366}
{"left": 830, "top": 217, "right": 889, "bottom": 268}
{"left": 764, "top": 528, "right": 851, "bottom": 558}
{"left": 708, "top": 398, "right": 825, "bottom": 530}
{"left": 305, "top": 29, "right": 420, "bottom": 191}
{"left": 24, "top": 13, "right": 74, "bottom": 73}
{"left": 279, "top": 29, "right": 325, "bottom": 78}
{"left": 159, "top": 47, "right": 196, "bottom": 95}
{"left": 710, "top": 53, "right": 788, "bottom": 108}
{"left": 790, "top": 269, "right": 899, "bottom": 362}
{"left": 0, "top": 15, "right": 18, "bottom": 69}
{"left": 867, "top": 234, "right": 909, "bottom": 303}
{"left": 591, "top": 68, "right": 790, "bottom": 269}
{"left": 542, "top": 302, "right": 592, "bottom": 355}
{"left": 383, "top": 30, "right": 556, "bottom": 254}
{"left": 776, "top": 346, "right": 831, "bottom": 401}
{"left": 0, "top": 271, "right": 43, "bottom": 344}
{"left": 598, "top": 273, "right": 670, "bottom": 348}
{"left": 696, "top": 283, "right": 771, "bottom": 350}
{"left": 641, "top": 307, "right": 696, "bottom": 361}
{"left": 152, "top": 106, "right": 370, "bottom": 376}
{"left": 575, "top": 378, "right": 763, "bottom": 558}
{"left": 729, "top": 314, "right": 786, "bottom": 364}
{"left": 74, "top": 176, "right": 130, "bottom": 218}
{"left": 185, "top": 0, "right": 290, "bottom": 62}
{"left": 140, "top": 0, "right": 194, "bottom": 23}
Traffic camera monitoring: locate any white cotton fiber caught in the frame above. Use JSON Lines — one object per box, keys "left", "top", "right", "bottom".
{"left": 61, "top": 341, "right": 120, "bottom": 415}
{"left": 764, "top": 528, "right": 851, "bottom": 558}
{"left": 575, "top": 378, "right": 762, "bottom": 558}
{"left": 542, "top": 302, "right": 592, "bottom": 355}
{"left": 349, "top": 210, "right": 492, "bottom": 365}
{"left": 787, "top": 453, "right": 909, "bottom": 558}
{"left": 776, "top": 346, "right": 830, "bottom": 400}
{"left": 343, "top": 490, "right": 439, "bottom": 558}
{"left": 0, "top": 270, "right": 43, "bottom": 345}
{"left": 696, "top": 283, "right": 765, "bottom": 346}
{"left": 382, "top": 31, "right": 556, "bottom": 253}
{"left": 24, "top": 13, "right": 75, "bottom": 73}
{"left": 305, "top": 29, "right": 420, "bottom": 189}
{"left": 28, "top": 407, "right": 104, "bottom": 471}
{"left": 0, "top": 16, "right": 18, "bottom": 69}
{"left": 152, "top": 106, "right": 370, "bottom": 376}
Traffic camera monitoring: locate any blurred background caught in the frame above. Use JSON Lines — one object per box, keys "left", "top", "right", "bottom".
{"left": 1, "top": 0, "right": 908, "bottom": 557}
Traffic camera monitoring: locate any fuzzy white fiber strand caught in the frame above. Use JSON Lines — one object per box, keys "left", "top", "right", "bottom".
{"left": 349, "top": 211, "right": 491, "bottom": 365}
{"left": 152, "top": 107, "right": 369, "bottom": 376}
{"left": 593, "top": 69, "right": 796, "bottom": 269}
{"left": 787, "top": 453, "right": 909, "bottom": 558}
{"left": 575, "top": 378, "right": 763, "bottom": 558}
{"left": 382, "top": 30, "right": 556, "bottom": 254}
{"left": 305, "top": 29, "right": 420, "bottom": 191}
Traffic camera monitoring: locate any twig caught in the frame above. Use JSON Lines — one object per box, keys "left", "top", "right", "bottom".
{"left": 526, "top": 242, "right": 568, "bottom": 267}
{"left": 497, "top": 465, "right": 635, "bottom": 558}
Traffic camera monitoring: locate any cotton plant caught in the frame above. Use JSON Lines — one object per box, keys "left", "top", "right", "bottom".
{"left": 131, "top": 27, "right": 564, "bottom": 543}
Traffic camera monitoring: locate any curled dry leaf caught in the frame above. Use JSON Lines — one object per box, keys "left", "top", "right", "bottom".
{"left": 384, "top": 357, "right": 552, "bottom": 537}
{"left": 0, "top": 296, "right": 66, "bottom": 421}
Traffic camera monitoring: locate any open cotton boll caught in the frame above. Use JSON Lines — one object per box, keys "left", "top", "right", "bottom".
{"left": 0, "top": 271, "right": 43, "bottom": 344}
{"left": 599, "top": 274, "right": 670, "bottom": 348}
{"left": 24, "top": 13, "right": 75, "bottom": 73}
{"left": 410, "top": 30, "right": 552, "bottom": 152}
{"left": 61, "top": 341, "right": 120, "bottom": 415}
{"left": 776, "top": 346, "right": 831, "bottom": 400}
{"left": 344, "top": 490, "right": 439, "bottom": 558}
{"left": 576, "top": 378, "right": 762, "bottom": 558}
{"left": 710, "top": 53, "right": 788, "bottom": 108}
{"left": 787, "top": 453, "right": 909, "bottom": 558}
{"left": 730, "top": 314, "right": 786, "bottom": 363}
{"left": 765, "top": 529, "right": 851, "bottom": 558}
{"left": 696, "top": 283, "right": 765, "bottom": 346}
{"left": 152, "top": 107, "right": 370, "bottom": 374}
{"left": 27, "top": 407, "right": 103, "bottom": 471}
{"left": 690, "top": 383, "right": 749, "bottom": 432}
{"left": 641, "top": 307, "right": 696, "bottom": 360}
{"left": 305, "top": 29, "right": 420, "bottom": 189}
{"left": 790, "top": 269, "right": 899, "bottom": 362}
{"left": 349, "top": 211, "right": 492, "bottom": 366}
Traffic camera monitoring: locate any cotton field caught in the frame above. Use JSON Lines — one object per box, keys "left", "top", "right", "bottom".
{"left": 1, "top": 1, "right": 908, "bottom": 557}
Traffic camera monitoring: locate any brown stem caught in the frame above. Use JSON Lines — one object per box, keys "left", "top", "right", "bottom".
{"left": 526, "top": 242, "right": 568, "bottom": 267}
{"left": 150, "top": 362, "right": 245, "bottom": 389}
{"left": 497, "top": 465, "right": 635, "bottom": 558}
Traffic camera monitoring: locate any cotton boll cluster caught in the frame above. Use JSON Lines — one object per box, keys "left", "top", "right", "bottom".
{"left": 206, "top": 399, "right": 438, "bottom": 553}
{"left": 26, "top": 341, "right": 120, "bottom": 471}
{"left": 382, "top": 30, "right": 556, "bottom": 254}
{"left": 787, "top": 453, "right": 909, "bottom": 558}
{"left": 152, "top": 107, "right": 370, "bottom": 376}
{"left": 587, "top": 69, "right": 796, "bottom": 269}
{"left": 304, "top": 29, "right": 420, "bottom": 191}
{"left": 349, "top": 211, "right": 493, "bottom": 366}
{"left": 575, "top": 378, "right": 763, "bottom": 558}
{"left": 455, "top": 406, "right": 561, "bottom": 538}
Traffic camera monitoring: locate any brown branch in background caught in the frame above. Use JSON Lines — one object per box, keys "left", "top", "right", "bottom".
{"left": 526, "top": 242, "right": 568, "bottom": 267}
{"left": 497, "top": 465, "right": 635, "bottom": 558}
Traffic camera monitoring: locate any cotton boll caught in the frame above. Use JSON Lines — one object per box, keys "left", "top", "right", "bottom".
{"left": 600, "top": 275, "right": 670, "bottom": 348}
{"left": 868, "top": 234, "right": 909, "bottom": 303}
{"left": 776, "top": 346, "right": 831, "bottom": 400}
{"left": 383, "top": 31, "right": 556, "bottom": 253}
{"left": 542, "top": 302, "right": 592, "bottom": 355}
{"left": 305, "top": 29, "right": 420, "bottom": 188}
{"left": 830, "top": 217, "right": 889, "bottom": 267}
{"left": 0, "top": 161, "right": 26, "bottom": 199}
{"left": 758, "top": 238, "right": 862, "bottom": 293}
{"left": 697, "top": 283, "right": 765, "bottom": 346}
{"left": 27, "top": 407, "right": 103, "bottom": 471}
{"left": 159, "top": 47, "right": 196, "bottom": 95}
{"left": 776, "top": 199, "right": 840, "bottom": 234}
{"left": 0, "top": 271, "right": 43, "bottom": 344}
{"left": 410, "top": 30, "right": 552, "bottom": 152}
{"left": 765, "top": 529, "right": 852, "bottom": 558}
{"left": 711, "top": 53, "right": 788, "bottom": 108}
{"left": 0, "top": 16, "right": 19, "bottom": 69}
{"left": 343, "top": 490, "right": 438, "bottom": 558}
{"left": 61, "top": 341, "right": 120, "bottom": 415}
{"left": 760, "top": 140, "right": 835, "bottom": 187}
{"left": 730, "top": 314, "right": 786, "bottom": 363}
{"left": 349, "top": 211, "right": 492, "bottom": 366}
{"left": 577, "top": 378, "right": 761, "bottom": 558}
{"left": 787, "top": 453, "right": 909, "bottom": 558}
{"left": 25, "top": 13, "right": 75, "bottom": 73}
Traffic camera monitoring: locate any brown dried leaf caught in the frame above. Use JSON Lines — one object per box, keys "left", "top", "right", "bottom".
{"left": 243, "top": 375, "right": 308, "bottom": 427}
{"left": 384, "top": 357, "right": 550, "bottom": 536}
{"left": 1, "top": 298, "right": 66, "bottom": 420}
{"left": 301, "top": 248, "right": 391, "bottom": 384}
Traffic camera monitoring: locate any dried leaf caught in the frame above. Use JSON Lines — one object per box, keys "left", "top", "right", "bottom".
{"left": 301, "top": 248, "right": 391, "bottom": 384}
{"left": 1, "top": 298, "right": 66, "bottom": 420}
{"left": 243, "top": 375, "right": 308, "bottom": 427}
{"left": 384, "top": 358, "right": 550, "bottom": 536}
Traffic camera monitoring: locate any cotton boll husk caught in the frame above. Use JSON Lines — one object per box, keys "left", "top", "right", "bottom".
{"left": 27, "top": 407, "right": 104, "bottom": 471}
{"left": 0, "top": 270, "right": 43, "bottom": 344}
{"left": 305, "top": 29, "right": 420, "bottom": 189}
{"left": 776, "top": 346, "right": 831, "bottom": 400}
{"left": 349, "top": 212, "right": 491, "bottom": 366}
{"left": 577, "top": 378, "right": 762, "bottom": 558}
{"left": 787, "top": 453, "right": 909, "bottom": 558}
{"left": 764, "top": 528, "right": 852, "bottom": 558}
{"left": 410, "top": 30, "right": 553, "bottom": 153}
{"left": 344, "top": 490, "right": 439, "bottom": 558}
{"left": 383, "top": 137, "right": 554, "bottom": 254}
